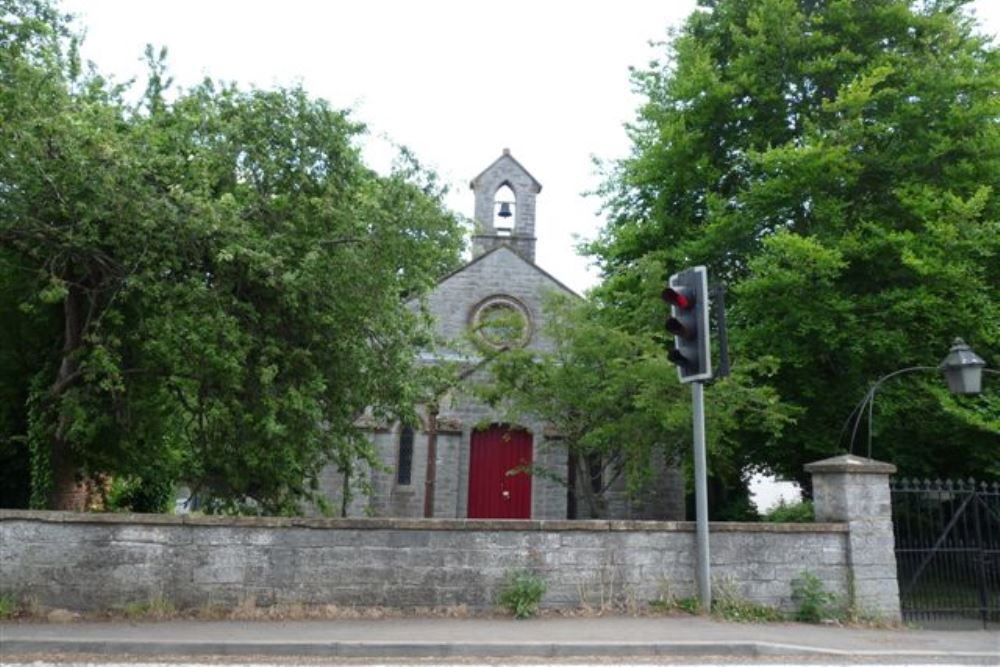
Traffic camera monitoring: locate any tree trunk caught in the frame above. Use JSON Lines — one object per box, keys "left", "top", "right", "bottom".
{"left": 576, "top": 454, "right": 606, "bottom": 519}
{"left": 48, "top": 284, "right": 87, "bottom": 510}
{"left": 423, "top": 406, "right": 438, "bottom": 518}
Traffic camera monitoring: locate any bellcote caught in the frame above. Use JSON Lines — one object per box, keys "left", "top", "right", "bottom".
{"left": 470, "top": 149, "right": 542, "bottom": 262}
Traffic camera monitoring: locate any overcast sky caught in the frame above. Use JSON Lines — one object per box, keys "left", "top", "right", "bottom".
{"left": 61, "top": 0, "right": 999, "bottom": 295}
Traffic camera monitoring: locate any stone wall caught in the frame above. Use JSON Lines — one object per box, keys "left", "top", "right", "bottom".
{"left": 0, "top": 512, "right": 848, "bottom": 614}
{"left": 1, "top": 458, "right": 899, "bottom": 621}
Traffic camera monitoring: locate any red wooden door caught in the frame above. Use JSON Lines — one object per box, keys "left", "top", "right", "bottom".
{"left": 467, "top": 425, "right": 532, "bottom": 519}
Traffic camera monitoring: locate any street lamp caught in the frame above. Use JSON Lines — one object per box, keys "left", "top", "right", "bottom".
{"left": 939, "top": 338, "right": 986, "bottom": 395}
{"left": 845, "top": 339, "right": 993, "bottom": 457}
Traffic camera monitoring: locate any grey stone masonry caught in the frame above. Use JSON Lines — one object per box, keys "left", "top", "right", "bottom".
{"left": 805, "top": 454, "right": 901, "bottom": 621}
{"left": 470, "top": 149, "right": 541, "bottom": 263}
{"left": 419, "top": 246, "right": 574, "bottom": 354}
{"left": 1, "top": 510, "right": 848, "bottom": 613}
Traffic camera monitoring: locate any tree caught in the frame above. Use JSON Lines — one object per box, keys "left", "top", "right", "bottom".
{"left": 0, "top": 1, "right": 464, "bottom": 512}
{"left": 476, "top": 291, "right": 794, "bottom": 518}
{"left": 591, "top": 0, "right": 1000, "bottom": 486}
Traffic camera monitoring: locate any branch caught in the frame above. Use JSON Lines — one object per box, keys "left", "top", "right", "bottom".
{"left": 48, "top": 368, "right": 83, "bottom": 397}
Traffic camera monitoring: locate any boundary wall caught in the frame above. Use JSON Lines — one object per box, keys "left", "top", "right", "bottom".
{"left": 0, "top": 455, "right": 899, "bottom": 619}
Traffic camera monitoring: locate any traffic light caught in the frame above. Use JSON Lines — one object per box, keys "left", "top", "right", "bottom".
{"left": 662, "top": 266, "right": 712, "bottom": 383}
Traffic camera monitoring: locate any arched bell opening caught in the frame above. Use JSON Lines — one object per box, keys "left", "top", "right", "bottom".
{"left": 492, "top": 183, "right": 516, "bottom": 236}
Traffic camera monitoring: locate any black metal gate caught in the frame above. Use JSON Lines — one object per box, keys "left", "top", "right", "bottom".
{"left": 891, "top": 478, "right": 1000, "bottom": 629}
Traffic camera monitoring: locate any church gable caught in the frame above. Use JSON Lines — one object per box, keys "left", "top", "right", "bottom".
{"left": 325, "top": 150, "right": 684, "bottom": 523}
{"left": 420, "top": 246, "right": 576, "bottom": 354}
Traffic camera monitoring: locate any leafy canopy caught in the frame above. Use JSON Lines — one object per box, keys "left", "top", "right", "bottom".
{"left": 477, "top": 292, "right": 794, "bottom": 518}
{"left": 590, "top": 0, "right": 1000, "bottom": 484}
{"left": 0, "top": 0, "right": 465, "bottom": 512}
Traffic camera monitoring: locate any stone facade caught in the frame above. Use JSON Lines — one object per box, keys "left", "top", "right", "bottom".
{"left": 320, "top": 151, "right": 685, "bottom": 521}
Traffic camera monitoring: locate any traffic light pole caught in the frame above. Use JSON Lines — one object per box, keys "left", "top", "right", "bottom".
{"left": 663, "top": 265, "right": 712, "bottom": 613}
{"left": 692, "top": 380, "right": 711, "bottom": 613}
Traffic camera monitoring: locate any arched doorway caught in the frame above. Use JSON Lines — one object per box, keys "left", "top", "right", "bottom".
{"left": 467, "top": 424, "right": 532, "bottom": 519}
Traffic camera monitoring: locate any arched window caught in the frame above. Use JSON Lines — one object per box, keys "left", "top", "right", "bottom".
{"left": 397, "top": 425, "right": 414, "bottom": 486}
{"left": 493, "top": 184, "right": 515, "bottom": 235}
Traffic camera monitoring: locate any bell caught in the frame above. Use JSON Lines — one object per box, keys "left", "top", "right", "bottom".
{"left": 497, "top": 202, "right": 513, "bottom": 218}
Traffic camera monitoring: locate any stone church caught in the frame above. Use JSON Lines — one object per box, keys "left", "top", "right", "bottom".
{"left": 322, "top": 150, "right": 684, "bottom": 520}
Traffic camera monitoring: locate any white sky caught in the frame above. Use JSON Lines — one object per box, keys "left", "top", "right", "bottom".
{"left": 61, "top": 0, "right": 999, "bottom": 295}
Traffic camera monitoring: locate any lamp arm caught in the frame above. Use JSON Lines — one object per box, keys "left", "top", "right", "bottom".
{"left": 845, "top": 366, "right": 938, "bottom": 456}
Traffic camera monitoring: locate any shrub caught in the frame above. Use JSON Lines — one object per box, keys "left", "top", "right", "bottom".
{"left": 106, "top": 472, "right": 175, "bottom": 513}
{"left": 791, "top": 571, "right": 839, "bottom": 622}
{"left": 763, "top": 499, "right": 814, "bottom": 523}
{"left": 496, "top": 569, "right": 547, "bottom": 619}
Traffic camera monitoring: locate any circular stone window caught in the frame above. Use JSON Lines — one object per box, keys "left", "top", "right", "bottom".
{"left": 470, "top": 296, "right": 532, "bottom": 348}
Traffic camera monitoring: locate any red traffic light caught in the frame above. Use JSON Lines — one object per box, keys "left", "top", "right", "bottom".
{"left": 662, "top": 287, "right": 692, "bottom": 309}
{"left": 664, "top": 266, "right": 712, "bottom": 383}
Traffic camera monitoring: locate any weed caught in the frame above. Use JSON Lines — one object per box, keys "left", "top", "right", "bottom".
{"left": 647, "top": 594, "right": 701, "bottom": 615}
{"left": 195, "top": 601, "right": 229, "bottom": 620}
{"left": 712, "top": 577, "right": 784, "bottom": 623}
{"left": 675, "top": 596, "right": 700, "bottom": 614}
{"left": 0, "top": 593, "right": 17, "bottom": 620}
{"left": 791, "top": 571, "right": 840, "bottom": 623}
{"left": 22, "top": 595, "right": 42, "bottom": 618}
{"left": 647, "top": 578, "right": 699, "bottom": 615}
{"left": 647, "top": 578, "right": 672, "bottom": 612}
{"left": 497, "top": 569, "right": 547, "bottom": 619}
{"left": 120, "top": 593, "right": 176, "bottom": 620}
{"left": 576, "top": 559, "right": 624, "bottom": 613}
{"left": 621, "top": 584, "right": 639, "bottom": 616}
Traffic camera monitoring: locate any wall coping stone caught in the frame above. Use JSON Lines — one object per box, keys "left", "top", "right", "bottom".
{"left": 804, "top": 454, "right": 897, "bottom": 475}
{"left": 0, "top": 510, "right": 846, "bottom": 533}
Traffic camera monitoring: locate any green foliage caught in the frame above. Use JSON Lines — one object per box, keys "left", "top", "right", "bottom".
{"left": 791, "top": 571, "right": 841, "bottom": 623}
{"left": 648, "top": 595, "right": 701, "bottom": 615}
{"left": 712, "top": 578, "right": 785, "bottom": 623}
{"left": 106, "top": 472, "right": 175, "bottom": 514}
{"left": 478, "top": 292, "right": 795, "bottom": 518}
{"left": 591, "top": 0, "right": 1000, "bottom": 485}
{"left": 762, "top": 499, "right": 814, "bottom": 523}
{"left": 0, "top": 593, "right": 16, "bottom": 620}
{"left": 119, "top": 594, "right": 176, "bottom": 620}
{"left": 0, "top": 1, "right": 464, "bottom": 511}
{"left": 674, "top": 596, "right": 700, "bottom": 615}
{"left": 647, "top": 579, "right": 700, "bottom": 615}
{"left": 496, "top": 569, "right": 547, "bottom": 619}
